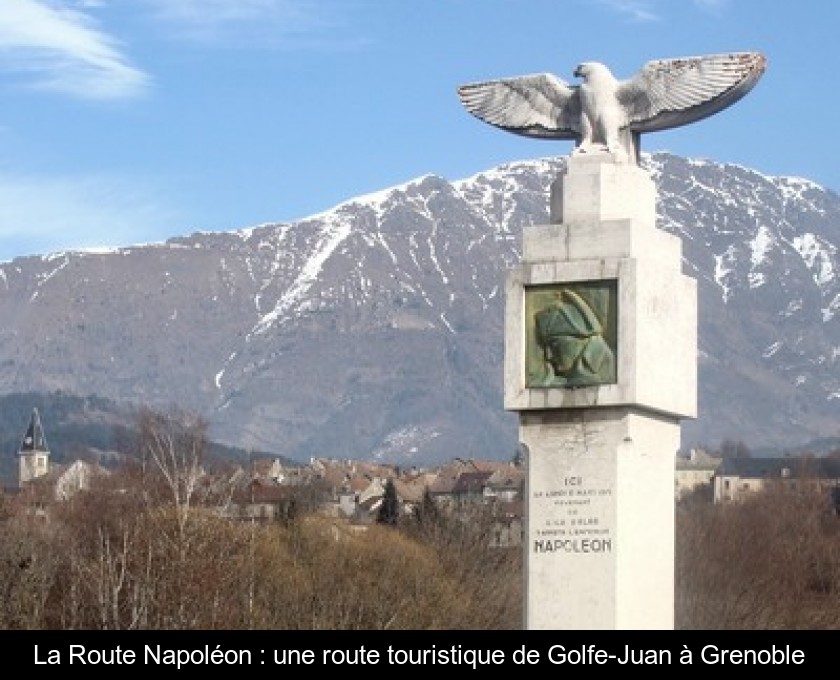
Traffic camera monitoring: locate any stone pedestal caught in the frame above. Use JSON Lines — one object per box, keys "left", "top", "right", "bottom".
{"left": 506, "top": 152, "right": 697, "bottom": 629}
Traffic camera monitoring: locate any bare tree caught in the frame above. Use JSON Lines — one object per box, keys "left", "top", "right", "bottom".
{"left": 0, "top": 516, "right": 62, "bottom": 629}
{"left": 137, "top": 408, "right": 208, "bottom": 530}
{"left": 134, "top": 408, "right": 213, "bottom": 628}
{"left": 676, "top": 481, "right": 840, "bottom": 629}
{"left": 402, "top": 498, "right": 523, "bottom": 628}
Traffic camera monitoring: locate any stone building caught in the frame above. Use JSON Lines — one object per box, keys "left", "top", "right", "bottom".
{"left": 674, "top": 448, "right": 721, "bottom": 500}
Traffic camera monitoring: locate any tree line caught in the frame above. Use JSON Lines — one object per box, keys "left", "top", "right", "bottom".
{"left": 2, "top": 408, "right": 839, "bottom": 629}
{"left": 0, "top": 409, "right": 521, "bottom": 629}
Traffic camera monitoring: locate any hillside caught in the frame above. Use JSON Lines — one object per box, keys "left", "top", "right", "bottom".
{"left": 0, "top": 153, "right": 836, "bottom": 465}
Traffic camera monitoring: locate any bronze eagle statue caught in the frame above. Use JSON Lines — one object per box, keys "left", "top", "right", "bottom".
{"left": 457, "top": 52, "right": 767, "bottom": 164}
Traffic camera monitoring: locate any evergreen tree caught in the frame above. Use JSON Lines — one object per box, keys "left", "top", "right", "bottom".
{"left": 377, "top": 478, "right": 399, "bottom": 526}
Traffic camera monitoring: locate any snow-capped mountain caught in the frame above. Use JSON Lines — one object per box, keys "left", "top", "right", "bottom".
{"left": 0, "top": 153, "right": 836, "bottom": 464}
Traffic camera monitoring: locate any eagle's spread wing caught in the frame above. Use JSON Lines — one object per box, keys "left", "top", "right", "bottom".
{"left": 618, "top": 52, "right": 767, "bottom": 133}
{"left": 457, "top": 73, "right": 581, "bottom": 139}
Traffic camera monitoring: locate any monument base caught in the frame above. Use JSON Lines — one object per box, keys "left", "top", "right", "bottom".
{"left": 522, "top": 407, "right": 678, "bottom": 630}
{"left": 508, "top": 156, "right": 695, "bottom": 630}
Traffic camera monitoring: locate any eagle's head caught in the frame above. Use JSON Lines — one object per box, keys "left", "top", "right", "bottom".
{"left": 574, "top": 62, "right": 613, "bottom": 83}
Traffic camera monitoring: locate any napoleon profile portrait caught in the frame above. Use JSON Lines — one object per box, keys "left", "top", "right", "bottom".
{"left": 525, "top": 281, "right": 617, "bottom": 387}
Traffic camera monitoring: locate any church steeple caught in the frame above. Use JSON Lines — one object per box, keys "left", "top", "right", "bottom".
{"left": 19, "top": 408, "right": 50, "bottom": 486}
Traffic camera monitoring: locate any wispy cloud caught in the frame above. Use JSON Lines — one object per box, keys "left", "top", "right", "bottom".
{"left": 0, "top": 0, "right": 148, "bottom": 99}
{"left": 142, "top": 0, "right": 348, "bottom": 48}
{"left": 595, "top": 0, "right": 661, "bottom": 22}
{"left": 593, "top": 0, "right": 729, "bottom": 22}
{"left": 693, "top": 0, "right": 729, "bottom": 14}
{"left": 0, "top": 172, "right": 181, "bottom": 262}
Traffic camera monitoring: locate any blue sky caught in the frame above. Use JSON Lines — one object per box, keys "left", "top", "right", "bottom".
{"left": 0, "top": 0, "right": 837, "bottom": 262}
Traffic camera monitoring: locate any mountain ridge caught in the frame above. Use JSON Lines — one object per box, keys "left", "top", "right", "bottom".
{"left": 0, "top": 152, "right": 837, "bottom": 465}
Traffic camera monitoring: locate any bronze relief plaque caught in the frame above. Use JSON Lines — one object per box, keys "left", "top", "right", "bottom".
{"left": 525, "top": 280, "right": 618, "bottom": 388}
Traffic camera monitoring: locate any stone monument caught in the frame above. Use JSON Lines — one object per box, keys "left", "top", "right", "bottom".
{"left": 458, "top": 52, "right": 766, "bottom": 629}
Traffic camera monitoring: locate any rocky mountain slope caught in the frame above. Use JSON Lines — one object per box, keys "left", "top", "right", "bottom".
{"left": 0, "top": 153, "right": 836, "bottom": 464}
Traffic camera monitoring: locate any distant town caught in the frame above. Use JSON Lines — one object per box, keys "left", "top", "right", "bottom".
{"left": 7, "top": 406, "right": 840, "bottom": 529}
{"left": 3, "top": 406, "right": 840, "bottom": 630}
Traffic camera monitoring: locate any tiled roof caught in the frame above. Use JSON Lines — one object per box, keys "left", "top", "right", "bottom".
{"left": 451, "top": 471, "right": 493, "bottom": 494}
{"left": 486, "top": 467, "right": 525, "bottom": 490}
{"left": 230, "top": 480, "right": 290, "bottom": 504}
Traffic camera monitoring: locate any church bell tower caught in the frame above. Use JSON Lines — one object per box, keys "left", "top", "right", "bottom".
{"left": 18, "top": 408, "right": 50, "bottom": 487}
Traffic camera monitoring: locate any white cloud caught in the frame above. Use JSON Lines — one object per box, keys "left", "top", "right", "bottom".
{"left": 0, "top": 172, "right": 181, "bottom": 262}
{"left": 595, "top": 0, "right": 661, "bottom": 22}
{"left": 593, "top": 0, "right": 729, "bottom": 21}
{"left": 142, "top": 0, "right": 340, "bottom": 47}
{"left": 0, "top": 0, "right": 148, "bottom": 99}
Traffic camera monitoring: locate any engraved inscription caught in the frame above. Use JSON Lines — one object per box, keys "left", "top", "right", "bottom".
{"left": 531, "top": 475, "right": 614, "bottom": 555}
